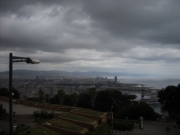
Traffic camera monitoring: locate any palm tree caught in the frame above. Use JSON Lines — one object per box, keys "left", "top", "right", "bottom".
{"left": 89, "top": 88, "right": 98, "bottom": 109}
{"left": 38, "top": 89, "right": 45, "bottom": 102}
{"left": 71, "top": 93, "right": 79, "bottom": 107}
{"left": 57, "top": 89, "right": 65, "bottom": 105}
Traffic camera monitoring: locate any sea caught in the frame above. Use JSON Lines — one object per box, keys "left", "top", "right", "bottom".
{"left": 115, "top": 77, "right": 180, "bottom": 114}
{"left": 132, "top": 92, "right": 161, "bottom": 114}
{"left": 107, "top": 76, "right": 180, "bottom": 89}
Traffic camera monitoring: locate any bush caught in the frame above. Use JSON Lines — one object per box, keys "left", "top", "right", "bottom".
{"left": 85, "top": 122, "right": 111, "bottom": 135}
{"left": 34, "top": 110, "right": 54, "bottom": 124}
{"left": 114, "top": 102, "right": 157, "bottom": 120}
{"left": 14, "top": 124, "right": 30, "bottom": 134}
{"left": 113, "top": 121, "right": 133, "bottom": 131}
{"left": 0, "top": 131, "right": 9, "bottom": 135}
{"left": 34, "top": 110, "right": 54, "bottom": 119}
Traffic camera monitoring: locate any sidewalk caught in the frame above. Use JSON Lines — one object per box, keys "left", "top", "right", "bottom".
{"left": 113, "top": 121, "right": 180, "bottom": 135}
{"left": 0, "top": 101, "right": 63, "bottom": 114}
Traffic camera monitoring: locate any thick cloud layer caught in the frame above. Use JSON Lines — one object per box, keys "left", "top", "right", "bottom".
{"left": 0, "top": 0, "right": 180, "bottom": 77}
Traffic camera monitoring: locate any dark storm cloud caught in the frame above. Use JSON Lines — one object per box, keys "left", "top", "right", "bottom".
{"left": 82, "top": 0, "right": 180, "bottom": 45}
{"left": 0, "top": 0, "right": 180, "bottom": 74}
{"left": 1, "top": 0, "right": 179, "bottom": 53}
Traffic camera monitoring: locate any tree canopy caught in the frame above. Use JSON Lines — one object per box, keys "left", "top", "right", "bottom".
{"left": 158, "top": 85, "right": 180, "bottom": 116}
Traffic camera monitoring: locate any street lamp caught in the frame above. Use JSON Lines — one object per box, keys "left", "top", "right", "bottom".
{"left": 111, "top": 106, "right": 113, "bottom": 135}
{"left": 9, "top": 53, "right": 40, "bottom": 135}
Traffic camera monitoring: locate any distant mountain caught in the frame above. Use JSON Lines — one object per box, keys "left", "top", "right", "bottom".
{"left": 0, "top": 69, "right": 151, "bottom": 77}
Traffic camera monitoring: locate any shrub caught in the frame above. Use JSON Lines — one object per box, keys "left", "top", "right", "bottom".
{"left": 113, "top": 121, "right": 134, "bottom": 131}
{"left": 85, "top": 122, "right": 111, "bottom": 135}
{"left": 33, "top": 110, "right": 54, "bottom": 124}
{"left": 14, "top": 124, "right": 30, "bottom": 134}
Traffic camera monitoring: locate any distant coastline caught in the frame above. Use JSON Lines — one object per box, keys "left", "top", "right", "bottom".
{"left": 0, "top": 70, "right": 179, "bottom": 89}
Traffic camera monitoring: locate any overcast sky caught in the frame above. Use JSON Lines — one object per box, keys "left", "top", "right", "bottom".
{"left": 0, "top": 0, "right": 180, "bottom": 78}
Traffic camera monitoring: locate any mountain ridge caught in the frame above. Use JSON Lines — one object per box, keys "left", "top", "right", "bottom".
{"left": 0, "top": 69, "right": 153, "bottom": 77}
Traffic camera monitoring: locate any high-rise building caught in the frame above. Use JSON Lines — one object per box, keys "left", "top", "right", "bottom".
{"left": 115, "top": 76, "right": 117, "bottom": 86}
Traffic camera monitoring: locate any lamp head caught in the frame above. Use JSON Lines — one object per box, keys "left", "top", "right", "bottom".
{"left": 26, "top": 58, "right": 40, "bottom": 64}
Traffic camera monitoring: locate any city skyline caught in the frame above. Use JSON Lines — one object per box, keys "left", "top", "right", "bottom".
{"left": 0, "top": 0, "right": 180, "bottom": 78}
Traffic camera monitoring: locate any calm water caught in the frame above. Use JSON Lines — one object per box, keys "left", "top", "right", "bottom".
{"left": 124, "top": 78, "right": 180, "bottom": 89}
{"left": 108, "top": 76, "right": 179, "bottom": 114}
{"left": 108, "top": 76, "right": 180, "bottom": 89}
{"left": 132, "top": 92, "right": 161, "bottom": 114}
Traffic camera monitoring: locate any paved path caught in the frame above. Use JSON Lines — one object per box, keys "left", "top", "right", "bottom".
{"left": 113, "top": 121, "right": 180, "bottom": 135}
{"left": 0, "top": 101, "right": 63, "bottom": 114}
{"left": 0, "top": 101, "right": 64, "bottom": 133}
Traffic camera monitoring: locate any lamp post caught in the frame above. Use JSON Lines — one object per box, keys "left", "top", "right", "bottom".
{"left": 9, "top": 53, "right": 40, "bottom": 135}
{"left": 111, "top": 106, "right": 113, "bottom": 135}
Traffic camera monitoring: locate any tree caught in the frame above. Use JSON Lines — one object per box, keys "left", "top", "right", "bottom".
{"left": 158, "top": 85, "right": 180, "bottom": 116}
{"left": 38, "top": 89, "right": 45, "bottom": 102}
{"left": 70, "top": 93, "right": 79, "bottom": 107}
{"left": 12, "top": 88, "right": 20, "bottom": 99}
{"left": 114, "top": 102, "right": 157, "bottom": 120}
{"left": 77, "top": 93, "right": 91, "bottom": 109}
{"left": 89, "top": 88, "right": 98, "bottom": 109}
{"left": 0, "top": 87, "right": 8, "bottom": 96}
{"left": 0, "top": 87, "right": 20, "bottom": 99}
{"left": 57, "top": 89, "right": 65, "bottom": 105}
{"left": 45, "top": 94, "right": 50, "bottom": 103}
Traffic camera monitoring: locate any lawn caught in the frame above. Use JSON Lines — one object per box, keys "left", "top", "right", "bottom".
{"left": 46, "top": 118, "right": 84, "bottom": 132}
{"left": 62, "top": 113, "right": 94, "bottom": 123}
{"left": 17, "top": 126, "right": 60, "bottom": 135}
{"left": 75, "top": 109, "right": 104, "bottom": 117}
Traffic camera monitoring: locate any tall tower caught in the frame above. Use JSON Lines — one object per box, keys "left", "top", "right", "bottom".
{"left": 114, "top": 76, "right": 117, "bottom": 86}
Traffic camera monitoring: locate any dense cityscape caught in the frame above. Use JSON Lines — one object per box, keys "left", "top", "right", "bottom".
{"left": 0, "top": 72, "right": 159, "bottom": 102}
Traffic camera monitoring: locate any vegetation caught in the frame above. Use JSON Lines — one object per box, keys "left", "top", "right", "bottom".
{"left": 38, "top": 89, "right": 45, "bottom": 102}
{"left": 49, "top": 89, "right": 157, "bottom": 120}
{"left": 62, "top": 113, "right": 94, "bottom": 123}
{"left": 17, "top": 126, "right": 60, "bottom": 135}
{"left": 85, "top": 122, "right": 111, "bottom": 135}
{"left": 47, "top": 118, "right": 84, "bottom": 132}
{"left": 57, "top": 89, "right": 65, "bottom": 105}
{"left": 94, "top": 90, "right": 136, "bottom": 112}
{"left": 112, "top": 119, "right": 138, "bottom": 131}
{"left": 75, "top": 109, "right": 104, "bottom": 116}
{"left": 14, "top": 124, "right": 30, "bottom": 135}
{"left": 158, "top": 85, "right": 180, "bottom": 115}
{"left": 89, "top": 88, "right": 98, "bottom": 109}
{"left": 34, "top": 110, "right": 54, "bottom": 124}
{"left": 0, "top": 131, "right": 9, "bottom": 135}
{"left": 70, "top": 93, "right": 79, "bottom": 107}
{"left": 158, "top": 84, "right": 180, "bottom": 125}
{"left": 113, "top": 121, "right": 133, "bottom": 131}
{"left": 114, "top": 102, "right": 157, "bottom": 120}
{"left": 45, "top": 93, "right": 50, "bottom": 103}
{"left": 0, "top": 87, "right": 20, "bottom": 99}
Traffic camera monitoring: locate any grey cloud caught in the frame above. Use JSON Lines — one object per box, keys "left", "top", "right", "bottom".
{"left": 0, "top": 0, "right": 180, "bottom": 75}
{"left": 82, "top": 0, "right": 180, "bottom": 45}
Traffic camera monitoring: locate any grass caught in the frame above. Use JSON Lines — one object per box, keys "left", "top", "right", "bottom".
{"left": 17, "top": 126, "right": 60, "bottom": 135}
{"left": 75, "top": 109, "right": 104, "bottom": 116}
{"left": 62, "top": 113, "right": 94, "bottom": 123}
{"left": 47, "top": 118, "right": 84, "bottom": 132}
